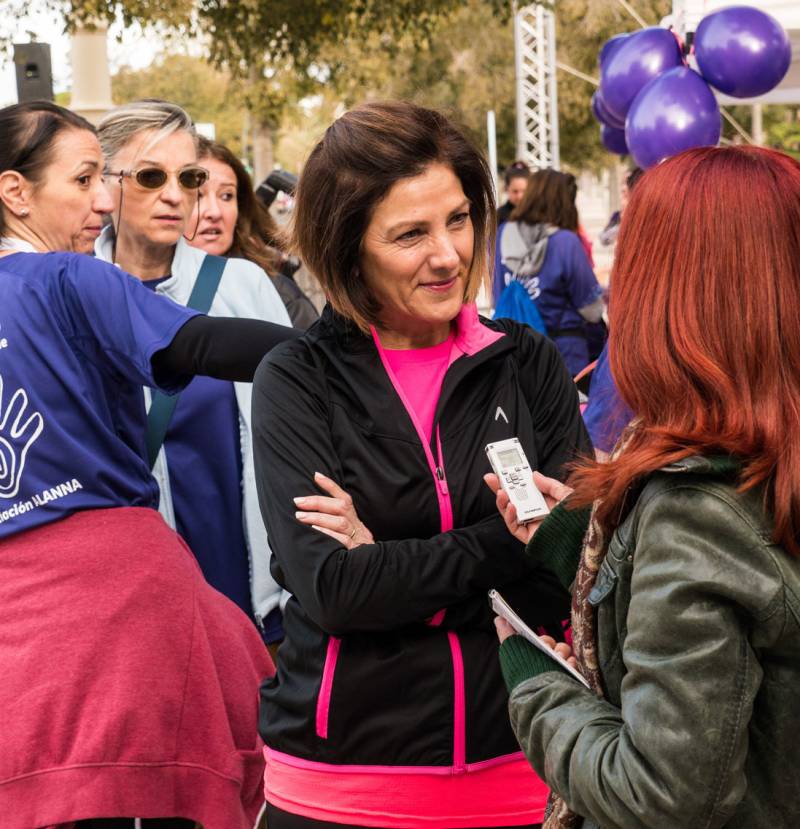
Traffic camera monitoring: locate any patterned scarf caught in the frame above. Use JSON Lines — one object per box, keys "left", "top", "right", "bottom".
{"left": 542, "top": 432, "right": 636, "bottom": 829}
{"left": 541, "top": 499, "right": 608, "bottom": 829}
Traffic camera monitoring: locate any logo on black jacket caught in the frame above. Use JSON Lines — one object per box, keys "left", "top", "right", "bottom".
{"left": 494, "top": 406, "right": 509, "bottom": 424}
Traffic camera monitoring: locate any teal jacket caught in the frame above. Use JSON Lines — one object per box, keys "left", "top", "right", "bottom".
{"left": 500, "top": 457, "right": 800, "bottom": 828}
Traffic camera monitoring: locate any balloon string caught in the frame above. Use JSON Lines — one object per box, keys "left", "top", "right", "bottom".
{"left": 615, "top": 0, "right": 649, "bottom": 29}
{"left": 720, "top": 109, "right": 754, "bottom": 145}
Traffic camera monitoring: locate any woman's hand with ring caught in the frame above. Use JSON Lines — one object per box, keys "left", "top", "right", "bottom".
{"left": 294, "top": 472, "right": 374, "bottom": 550}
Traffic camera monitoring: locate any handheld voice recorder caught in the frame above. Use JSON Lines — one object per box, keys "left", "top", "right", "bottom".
{"left": 485, "top": 437, "right": 550, "bottom": 524}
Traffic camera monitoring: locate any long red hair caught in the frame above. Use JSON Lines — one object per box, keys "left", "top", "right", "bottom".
{"left": 570, "top": 146, "right": 800, "bottom": 556}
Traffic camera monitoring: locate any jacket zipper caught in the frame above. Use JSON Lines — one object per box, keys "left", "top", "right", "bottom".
{"left": 370, "top": 328, "right": 466, "bottom": 774}
{"left": 434, "top": 426, "right": 454, "bottom": 532}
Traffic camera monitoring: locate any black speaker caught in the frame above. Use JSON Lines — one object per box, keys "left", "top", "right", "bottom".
{"left": 13, "top": 43, "right": 54, "bottom": 102}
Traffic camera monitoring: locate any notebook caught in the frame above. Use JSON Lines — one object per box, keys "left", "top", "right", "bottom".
{"left": 490, "top": 589, "right": 590, "bottom": 688}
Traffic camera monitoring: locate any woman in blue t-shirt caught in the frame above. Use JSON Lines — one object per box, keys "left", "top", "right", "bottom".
{"left": 0, "top": 101, "right": 295, "bottom": 828}
{"left": 93, "top": 100, "right": 290, "bottom": 642}
{"left": 493, "top": 169, "right": 605, "bottom": 376}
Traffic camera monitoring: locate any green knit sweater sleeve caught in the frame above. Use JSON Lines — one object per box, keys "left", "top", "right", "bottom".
{"left": 499, "top": 501, "right": 591, "bottom": 692}
{"left": 526, "top": 500, "right": 591, "bottom": 591}
{"left": 499, "top": 635, "right": 570, "bottom": 691}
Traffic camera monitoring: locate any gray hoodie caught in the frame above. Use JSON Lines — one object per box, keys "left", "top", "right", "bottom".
{"left": 499, "top": 221, "right": 559, "bottom": 279}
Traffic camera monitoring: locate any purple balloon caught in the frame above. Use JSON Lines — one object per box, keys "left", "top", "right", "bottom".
{"left": 695, "top": 6, "right": 791, "bottom": 98}
{"left": 625, "top": 67, "right": 721, "bottom": 169}
{"left": 601, "top": 124, "right": 629, "bottom": 155}
{"left": 601, "top": 27, "right": 684, "bottom": 121}
{"left": 599, "top": 33, "right": 629, "bottom": 68}
{"left": 592, "top": 90, "right": 625, "bottom": 130}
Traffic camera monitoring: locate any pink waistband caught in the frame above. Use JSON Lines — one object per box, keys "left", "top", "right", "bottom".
{"left": 263, "top": 747, "right": 548, "bottom": 828}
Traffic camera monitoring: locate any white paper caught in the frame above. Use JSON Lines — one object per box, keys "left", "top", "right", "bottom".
{"left": 490, "top": 589, "right": 590, "bottom": 688}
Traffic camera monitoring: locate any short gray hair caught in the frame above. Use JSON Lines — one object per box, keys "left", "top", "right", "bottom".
{"left": 97, "top": 99, "right": 197, "bottom": 165}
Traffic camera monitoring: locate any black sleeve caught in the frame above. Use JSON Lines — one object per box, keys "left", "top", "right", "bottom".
{"left": 442, "top": 566, "right": 571, "bottom": 637}
{"left": 152, "top": 314, "right": 300, "bottom": 383}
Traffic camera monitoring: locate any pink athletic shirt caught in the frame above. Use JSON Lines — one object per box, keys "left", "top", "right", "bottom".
{"left": 383, "top": 330, "right": 458, "bottom": 444}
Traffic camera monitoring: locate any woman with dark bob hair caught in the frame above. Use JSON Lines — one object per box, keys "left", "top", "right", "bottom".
{"left": 251, "top": 101, "right": 592, "bottom": 828}
{"left": 493, "top": 169, "right": 604, "bottom": 376}
{"left": 0, "top": 100, "right": 296, "bottom": 828}
{"left": 491, "top": 146, "right": 800, "bottom": 828}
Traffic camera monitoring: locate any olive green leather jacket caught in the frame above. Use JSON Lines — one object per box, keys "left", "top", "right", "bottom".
{"left": 507, "top": 457, "right": 800, "bottom": 828}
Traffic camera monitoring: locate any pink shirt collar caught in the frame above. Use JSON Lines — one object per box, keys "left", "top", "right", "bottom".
{"left": 452, "top": 302, "right": 505, "bottom": 356}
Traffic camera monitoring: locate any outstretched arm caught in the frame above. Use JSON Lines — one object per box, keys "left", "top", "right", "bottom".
{"left": 152, "top": 315, "right": 300, "bottom": 383}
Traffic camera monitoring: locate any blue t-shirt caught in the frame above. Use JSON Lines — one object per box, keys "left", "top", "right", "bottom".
{"left": 493, "top": 226, "right": 602, "bottom": 333}
{"left": 0, "top": 251, "right": 197, "bottom": 539}
{"left": 582, "top": 344, "right": 633, "bottom": 452}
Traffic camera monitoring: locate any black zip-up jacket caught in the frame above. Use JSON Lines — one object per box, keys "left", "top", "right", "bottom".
{"left": 252, "top": 303, "right": 591, "bottom": 771}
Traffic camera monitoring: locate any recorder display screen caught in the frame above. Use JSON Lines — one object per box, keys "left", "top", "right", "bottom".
{"left": 497, "top": 448, "right": 523, "bottom": 467}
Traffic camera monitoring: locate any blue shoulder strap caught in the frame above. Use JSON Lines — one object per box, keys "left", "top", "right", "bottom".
{"left": 145, "top": 254, "right": 227, "bottom": 469}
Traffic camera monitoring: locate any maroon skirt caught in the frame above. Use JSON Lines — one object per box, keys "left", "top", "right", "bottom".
{"left": 0, "top": 507, "right": 273, "bottom": 829}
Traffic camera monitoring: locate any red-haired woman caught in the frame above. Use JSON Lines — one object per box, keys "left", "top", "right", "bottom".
{"left": 488, "top": 146, "right": 800, "bottom": 828}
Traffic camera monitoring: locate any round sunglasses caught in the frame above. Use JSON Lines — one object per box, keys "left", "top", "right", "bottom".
{"left": 106, "top": 165, "right": 209, "bottom": 191}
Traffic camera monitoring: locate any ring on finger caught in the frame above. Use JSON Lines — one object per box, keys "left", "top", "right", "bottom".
{"left": 349, "top": 525, "right": 357, "bottom": 539}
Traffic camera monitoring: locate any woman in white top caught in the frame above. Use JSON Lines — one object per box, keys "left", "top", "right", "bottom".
{"left": 95, "top": 99, "right": 289, "bottom": 636}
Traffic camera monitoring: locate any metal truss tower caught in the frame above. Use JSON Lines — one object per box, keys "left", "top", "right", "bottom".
{"left": 514, "top": 2, "right": 560, "bottom": 170}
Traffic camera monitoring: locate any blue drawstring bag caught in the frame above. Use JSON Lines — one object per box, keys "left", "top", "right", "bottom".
{"left": 493, "top": 279, "right": 547, "bottom": 334}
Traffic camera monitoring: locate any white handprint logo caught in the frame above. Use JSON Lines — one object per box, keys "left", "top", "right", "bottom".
{"left": 0, "top": 373, "right": 44, "bottom": 499}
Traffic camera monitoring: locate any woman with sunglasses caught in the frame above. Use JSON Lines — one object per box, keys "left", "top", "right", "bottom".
{"left": 95, "top": 100, "right": 291, "bottom": 643}
{"left": 0, "top": 101, "right": 301, "bottom": 828}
